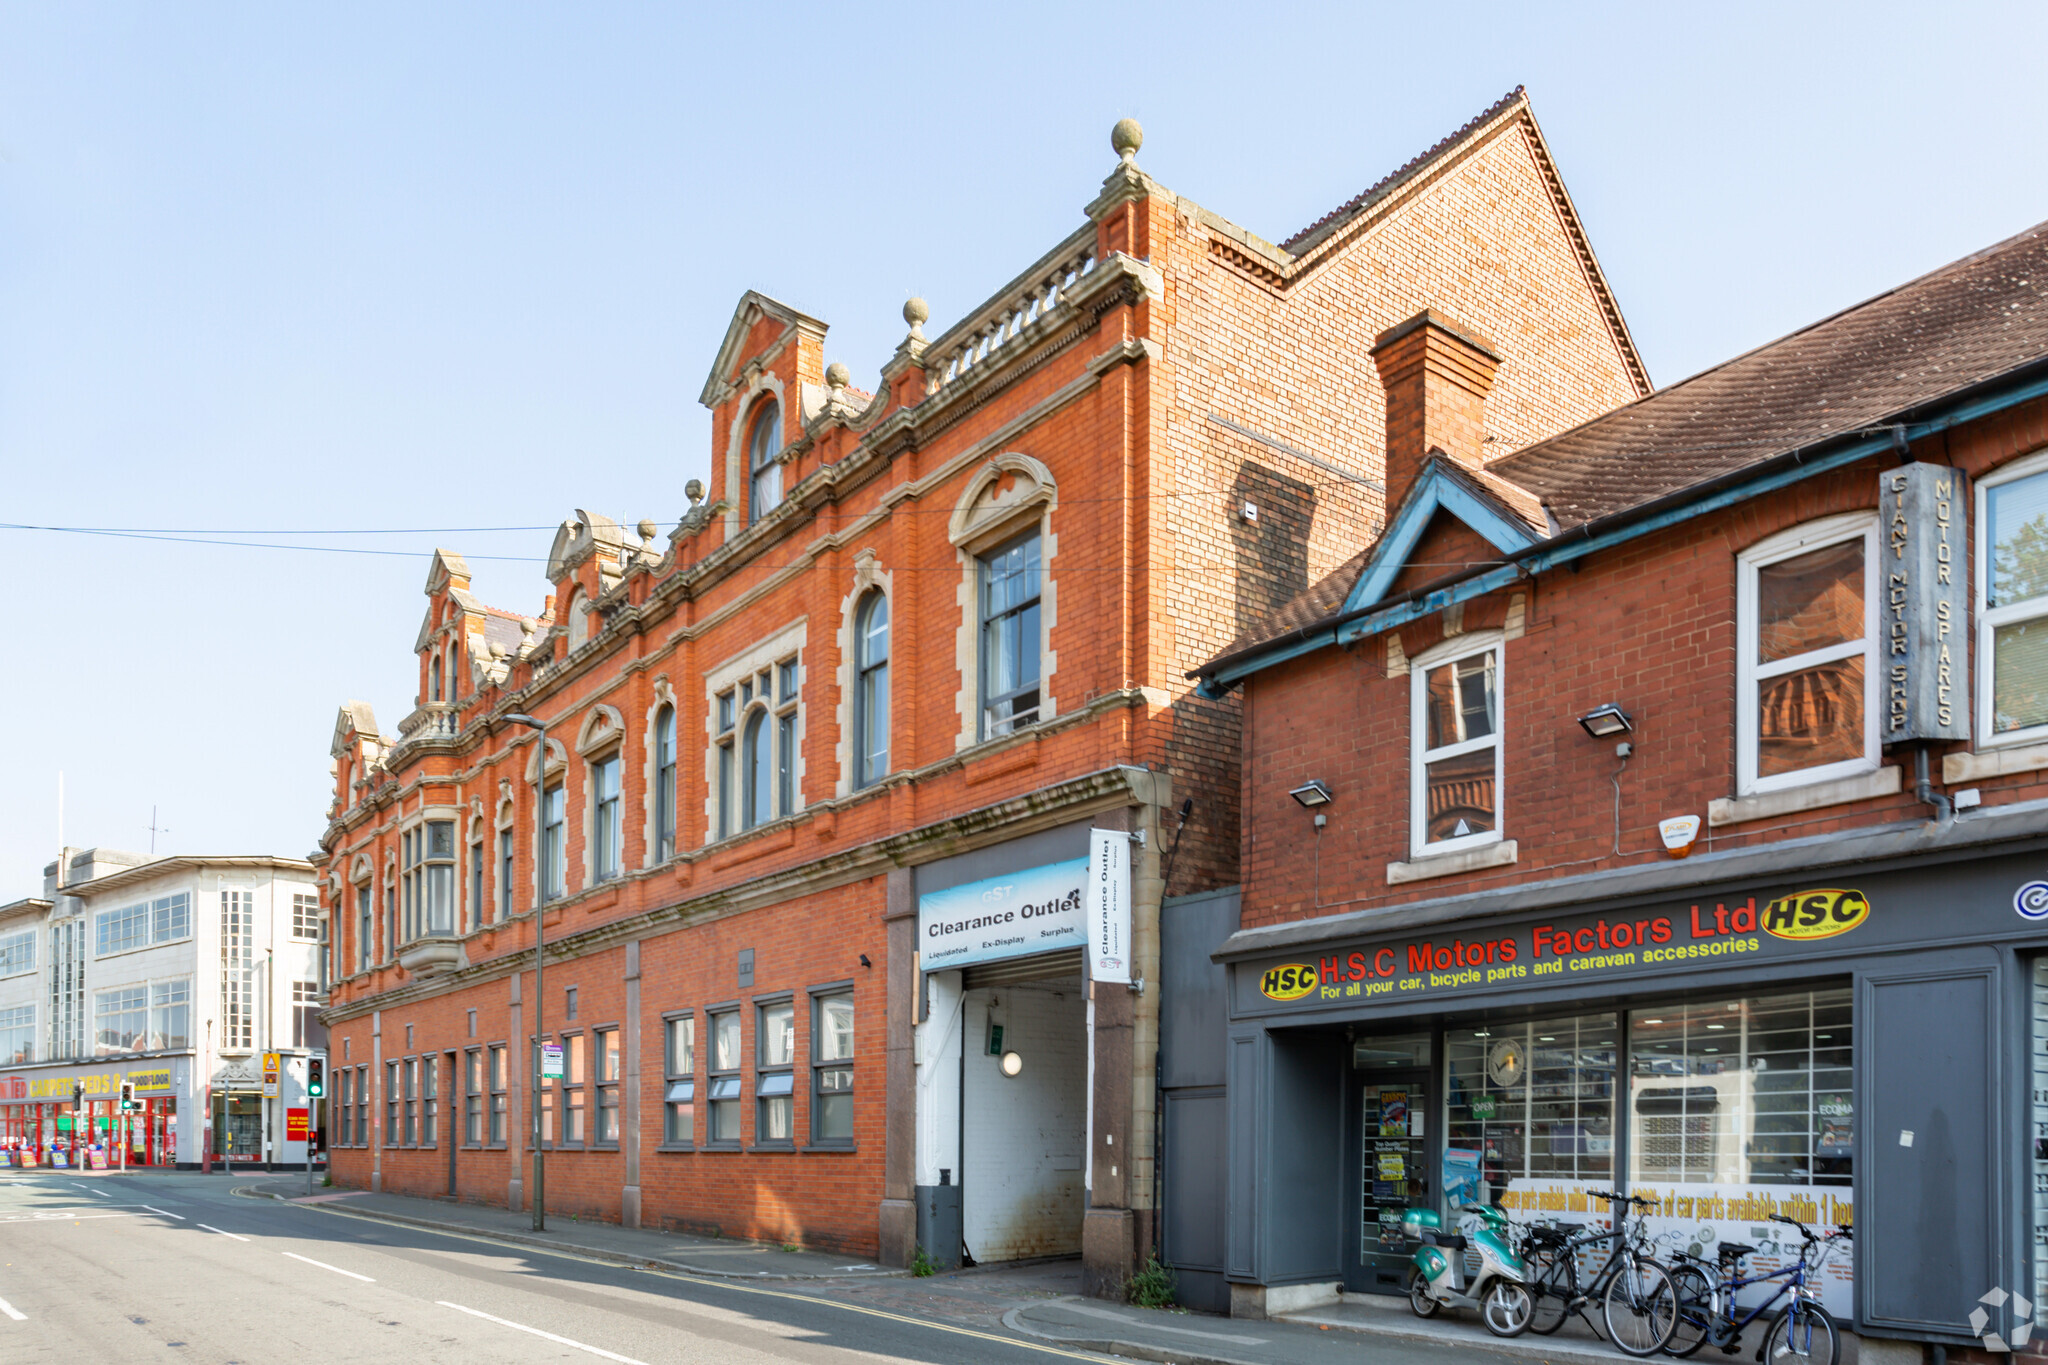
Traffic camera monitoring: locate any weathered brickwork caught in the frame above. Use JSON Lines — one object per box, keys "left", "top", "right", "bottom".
{"left": 318, "top": 95, "right": 1644, "bottom": 1272}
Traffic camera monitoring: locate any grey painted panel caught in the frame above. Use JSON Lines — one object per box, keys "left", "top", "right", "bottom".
{"left": 913, "top": 820, "right": 1092, "bottom": 900}
{"left": 1859, "top": 965, "right": 1997, "bottom": 1335}
{"left": 1162, "top": 888, "right": 1239, "bottom": 1089}
{"left": 1163, "top": 1090, "right": 1226, "bottom": 1272}
{"left": 1261, "top": 1031, "right": 1344, "bottom": 1284}
{"left": 1226, "top": 1034, "right": 1259, "bottom": 1279}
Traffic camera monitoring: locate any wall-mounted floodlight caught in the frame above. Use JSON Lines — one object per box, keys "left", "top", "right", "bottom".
{"left": 1289, "top": 779, "right": 1334, "bottom": 809}
{"left": 1577, "top": 704, "right": 1634, "bottom": 739}
{"left": 1000, "top": 1051, "right": 1024, "bottom": 1078}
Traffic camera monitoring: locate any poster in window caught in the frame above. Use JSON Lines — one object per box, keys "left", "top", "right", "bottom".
{"left": 1378, "top": 1089, "right": 1410, "bottom": 1136}
{"left": 1443, "top": 1147, "right": 1482, "bottom": 1208}
{"left": 1376, "top": 1149, "right": 1407, "bottom": 1181}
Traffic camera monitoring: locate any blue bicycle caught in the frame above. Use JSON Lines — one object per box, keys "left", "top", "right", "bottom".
{"left": 1663, "top": 1213, "right": 1849, "bottom": 1362}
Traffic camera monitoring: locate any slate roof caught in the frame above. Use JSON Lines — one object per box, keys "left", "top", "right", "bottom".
{"left": 1200, "top": 218, "right": 2048, "bottom": 678}
{"left": 1491, "top": 219, "right": 2048, "bottom": 529}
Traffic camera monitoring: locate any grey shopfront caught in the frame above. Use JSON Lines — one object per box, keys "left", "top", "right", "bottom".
{"left": 1196, "top": 813, "right": 2048, "bottom": 1348}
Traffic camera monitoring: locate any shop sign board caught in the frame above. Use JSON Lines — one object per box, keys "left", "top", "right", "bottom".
{"left": 1086, "top": 829, "right": 1132, "bottom": 984}
{"left": 1879, "top": 462, "right": 1970, "bottom": 743}
{"left": 1, "top": 1067, "right": 179, "bottom": 1102}
{"left": 917, "top": 856, "right": 1088, "bottom": 973}
{"left": 1500, "top": 1179, "right": 1855, "bottom": 1319}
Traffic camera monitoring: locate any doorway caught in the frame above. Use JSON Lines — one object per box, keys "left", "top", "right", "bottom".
{"left": 213, "top": 1092, "right": 263, "bottom": 1162}
{"left": 1345, "top": 1032, "right": 1435, "bottom": 1294}
{"left": 959, "top": 974, "right": 1087, "bottom": 1263}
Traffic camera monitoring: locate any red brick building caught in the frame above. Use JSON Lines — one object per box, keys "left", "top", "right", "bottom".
{"left": 1192, "top": 222, "right": 2048, "bottom": 1353}
{"left": 317, "top": 90, "right": 1643, "bottom": 1293}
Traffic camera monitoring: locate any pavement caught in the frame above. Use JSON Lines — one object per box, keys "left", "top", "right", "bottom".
{"left": 4, "top": 1167, "right": 1864, "bottom": 1365}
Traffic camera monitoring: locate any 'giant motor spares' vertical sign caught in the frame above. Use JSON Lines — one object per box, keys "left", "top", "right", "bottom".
{"left": 1087, "top": 829, "right": 1132, "bottom": 984}
{"left": 1880, "top": 462, "right": 1970, "bottom": 742}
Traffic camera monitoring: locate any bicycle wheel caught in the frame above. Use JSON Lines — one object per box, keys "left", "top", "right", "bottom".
{"left": 1662, "top": 1263, "right": 1715, "bottom": 1358}
{"left": 1525, "top": 1253, "right": 1571, "bottom": 1335}
{"left": 1480, "top": 1280, "right": 1534, "bottom": 1338}
{"left": 1602, "top": 1255, "right": 1678, "bottom": 1357}
{"left": 1761, "top": 1302, "right": 1838, "bottom": 1365}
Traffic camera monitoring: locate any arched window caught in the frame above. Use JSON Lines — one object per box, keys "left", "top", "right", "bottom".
{"left": 854, "top": 592, "right": 890, "bottom": 788}
{"left": 446, "top": 642, "right": 460, "bottom": 698}
{"left": 654, "top": 704, "right": 676, "bottom": 860}
{"left": 748, "top": 399, "right": 782, "bottom": 526}
{"left": 742, "top": 710, "right": 771, "bottom": 829}
{"left": 429, "top": 654, "right": 443, "bottom": 702}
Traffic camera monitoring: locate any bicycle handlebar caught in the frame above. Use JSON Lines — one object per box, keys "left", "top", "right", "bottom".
{"left": 1586, "top": 1189, "right": 1656, "bottom": 1209}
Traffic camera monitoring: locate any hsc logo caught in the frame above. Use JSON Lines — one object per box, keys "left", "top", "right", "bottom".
{"left": 1760, "top": 889, "right": 1870, "bottom": 941}
{"left": 1259, "top": 963, "right": 1319, "bottom": 1000}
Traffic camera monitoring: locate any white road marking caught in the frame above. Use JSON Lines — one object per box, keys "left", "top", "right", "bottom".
{"left": 437, "top": 1301, "right": 650, "bottom": 1364}
{"left": 69, "top": 1183, "right": 108, "bottom": 1196}
{"left": 0, "top": 1295, "right": 24, "bottom": 1321}
{"left": 197, "top": 1224, "right": 250, "bottom": 1241}
{"left": 139, "top": 1206, "right": 185, "bottom": 1219}
{"left": 0, "top": 1208, "right": 154, "bottom": 1223}
{"left": 282, "top": 1251, "right": 373, "bottom": 1282}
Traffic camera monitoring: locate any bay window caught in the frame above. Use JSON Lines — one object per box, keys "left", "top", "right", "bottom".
{"left": 402, "top": 821, "right": 457, "bottom": 940}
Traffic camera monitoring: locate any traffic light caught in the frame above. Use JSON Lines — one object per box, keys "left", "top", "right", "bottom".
{"left": 119, "top": 1082, "right": 136, "bottom": 1112}
{"left": 306, "top": 1057, "right": 325, "bottom": 1099}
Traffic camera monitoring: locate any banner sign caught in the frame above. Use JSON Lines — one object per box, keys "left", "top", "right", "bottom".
{"left": 1087, "top": 830, "right": 1132, "bottom": 984}
{"left": 1500, "top": 1179, "right": 1855, "bottom": 1318}
{"left": 918, "top": 856, "right": 1087, "bottom": 973}
{"left": 1879, "top": 463, "right": 1970, "bottom": 742}
{"left": 286, "top": 1108, "right": 310, "bottom": 1142}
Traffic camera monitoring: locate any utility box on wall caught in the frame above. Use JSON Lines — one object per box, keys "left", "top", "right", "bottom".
{"left": 916, "top": 1178, "right": 962, "bottom": 1270}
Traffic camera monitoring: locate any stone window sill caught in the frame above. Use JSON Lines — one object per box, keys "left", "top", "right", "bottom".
{"left": 801, "top": 1144, "right": 858, "bottom": 1155}
{"left": 654, "top": 1143, "right": 695, "bottom": 1154}
{"left": 1707, "top": 765, "right": 1900, "bottom": 827}
{"left": 1944, "top": 741, "right": 2048, "bottom": 784}
{"left": 1387, "top": 839, "right": 1518, "bottom": 885}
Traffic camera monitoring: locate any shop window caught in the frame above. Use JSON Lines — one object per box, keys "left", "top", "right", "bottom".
{"left": 291, "top": 893, "right": 321, "bottom": 941}
{"left": 402, "top": 821, "right": 457, "bottom": 941}
{"left": 707, "top": 1011, "right": 742, "bottom": 1144}
{"left": 1410, "top": 637, "right": 1504, "bottom": 857}
{"left": 0, "top": 1004, "right": 33, "bottom": 1066}
{"left": 663, "top": 1014, "right": 696, "bottom": 1146}
{"left": 541, "top": 784, "right": 566, "bottom": 901}
{"left": 747, "top": 397, "right": 782, "bottom": 525}
{"left": 855, "top": 592, "right": 890, "bottom": 788}
{"left": 654, "top": 704, "right": 677, "bottom": 860}
{"left": 94, "top": 985, "right": 148, "bottom": 1055}
{"left": 2033, "top": 959, "right": 2048, "bottom": 1334}
{"left": 464, "top": 1048, "right": 483, "bottom": 1146}
{"left": 979, "top": 531, "right": 1043, "bottom": 738}
{"left": 0, "top": 928, "right": 32, "bottom": 978}
{"left": 591, "top": 752, "right": 622, "bottom": 882}
{"left": 387, "top": 1061, "right": 401, "bottom": 1143}
{"left": 756, "top": 999, "right": 796, "bottom": 1145}
{"left": 594, "top": 1028, "right": 620, "bottom": 1145}
{"left": 1981, "top": 457, "right": 2048, "bottom": 744}
{"left": 1628, "top": 988, "right": 1852, "bottom": 1188}
{"left": 1737, "top": 516, "right": 1878, "bottom": 793}
{"left": 422, "top": 1056, "right": 438, "bottom": 1147}
{"left": 560, "top": 1032, "right": 585, "bottom": 1148}
{"left": 812, "top": 994, "right": 854, "bottom": 1145}
{"left": 488, "top": 1045, "right": 508, "bottom": 1145}
{"left": 1445, "top": 1012, "right": 1617, "bottom": 1207}
{"left": 152, "top": 979, "right": 190, "bottom": 1050}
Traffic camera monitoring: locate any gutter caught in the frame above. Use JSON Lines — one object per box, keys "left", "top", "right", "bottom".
{"left": 1193, "top": 353, "right": 2048, "bottom": 697}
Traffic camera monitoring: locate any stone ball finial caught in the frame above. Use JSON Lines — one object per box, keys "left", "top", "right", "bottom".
{"left": 903, "top": 296, "right": 929, "bottom": 339}
{"left": 636, "top": 518, "right": 657, "bottom": 540}
{"left": 825, "top": 361, "right": 851, "bottom": 390}
{"left": 685, "top": 478, "right": 705, "bottom": 506}
{"left": 1112, "top": 117, "right": 1143, "bottom": 163}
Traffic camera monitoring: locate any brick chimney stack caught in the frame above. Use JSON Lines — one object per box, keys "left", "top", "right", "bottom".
{"left": 1370, "top": 309, "right": 1502, "bottom": 510}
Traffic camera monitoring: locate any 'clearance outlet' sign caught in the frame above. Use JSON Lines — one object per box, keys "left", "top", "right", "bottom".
{"left": 918, "top": 857, "right": 1088, "bottom": 972}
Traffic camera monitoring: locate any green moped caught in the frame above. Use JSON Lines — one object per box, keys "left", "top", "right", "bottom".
{"left": 1402, "top": 1203, "right": 1535, "bottom": 1337}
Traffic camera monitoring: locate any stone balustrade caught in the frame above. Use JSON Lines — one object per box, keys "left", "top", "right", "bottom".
{"left": 924, "top": 227, "right": 1096, "bottom": 396}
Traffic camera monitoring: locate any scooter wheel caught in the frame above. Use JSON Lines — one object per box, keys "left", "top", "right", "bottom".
{"left": 1481, "top": 1281, "right": 1534, "bottom": 1338}
{"left": 1409, "top": 1269, "right": 1442, "bottom": 1318}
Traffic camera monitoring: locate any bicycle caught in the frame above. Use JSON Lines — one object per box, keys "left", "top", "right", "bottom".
{"left": 1663, "top": 1214, "right": 1849, "bottom": 1362}
{"left": 1522, "top": 1189, "right": 1680, "bottom": 1356}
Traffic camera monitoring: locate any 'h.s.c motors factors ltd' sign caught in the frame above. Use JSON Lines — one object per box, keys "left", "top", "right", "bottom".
{"left": 918, "top": 857, "right": 1087, "bottom": 972}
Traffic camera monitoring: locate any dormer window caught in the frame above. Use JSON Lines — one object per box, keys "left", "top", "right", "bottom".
{"left": 429, "top": 653, "right": 443, "bottom": 702}
{"left": 748, "top": 398, "right": 782, "bottom": 526}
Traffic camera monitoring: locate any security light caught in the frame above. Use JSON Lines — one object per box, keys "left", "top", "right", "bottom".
{"left": 1577, "top": 704, "right": 1633, "bottom": 739}
{"left": 1288, "top": 779, "right": 1333, "bottom": 809}
{"left": 1000, "top": 1051, "right": 1024, "bottom": 1078}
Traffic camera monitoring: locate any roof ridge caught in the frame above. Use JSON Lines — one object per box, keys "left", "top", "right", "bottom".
{"left": 1281, "top": 86, "right": 1526, "bottom": 253}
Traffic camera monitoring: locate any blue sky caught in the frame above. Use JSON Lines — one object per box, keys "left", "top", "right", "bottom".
{"left": 3, "top": 3, "right": 2045, "bottom": 891}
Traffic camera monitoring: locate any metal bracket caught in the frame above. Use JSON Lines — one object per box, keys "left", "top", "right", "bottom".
{"left": 1126, "top": 830, "right": 1147, "bottom": 847}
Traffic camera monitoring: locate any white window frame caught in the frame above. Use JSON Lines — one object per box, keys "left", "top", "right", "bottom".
{"left": 1408, "top": 631, "right": 1506, "bottom": 859}
{"left": 1736, "top": 513, "right": 1880, "bottom": 795}
{"left": 1977, "top": 449, "right": 2048, "bottom": 748}
{"left": 703, "top": 621, "right": 806, "bottom": 844}
{"left": 0, "top": 927, "right": 33, "bottom": 978}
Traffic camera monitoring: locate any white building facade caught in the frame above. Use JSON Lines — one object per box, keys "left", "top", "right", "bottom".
{"left": 0, "top": 848, "right": 325, "bottom": 1169}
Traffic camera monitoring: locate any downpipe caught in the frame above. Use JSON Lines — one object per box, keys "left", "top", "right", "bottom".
{"left": 1913, "top": 746, "right": 1953, "bottom": 824}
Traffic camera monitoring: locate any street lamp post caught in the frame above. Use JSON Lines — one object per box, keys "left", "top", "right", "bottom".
{"left": 503, "top": 712, "right": 549, "bottom": 1233}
